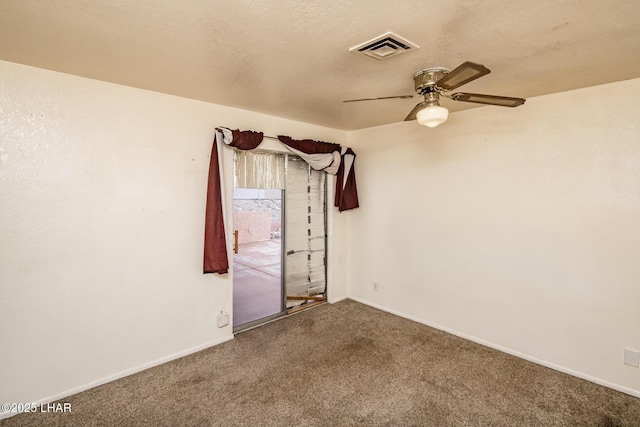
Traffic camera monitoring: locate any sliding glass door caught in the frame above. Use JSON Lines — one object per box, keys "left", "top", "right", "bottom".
{"left": 232, "top": 151, "right": 327, "bottom": 331}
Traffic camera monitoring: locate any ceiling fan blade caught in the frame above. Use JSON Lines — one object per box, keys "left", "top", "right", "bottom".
{"left": 450, "top": 92, "right": 526, "bottom": 107}
{"left": 404, "top": 102, "right": 426, "bottom": 121}
{"left": 343, "top": 95, "right": 414, "bottom": 103}
{"left": 435, "top": 61, "right": 491, "bottom": 91}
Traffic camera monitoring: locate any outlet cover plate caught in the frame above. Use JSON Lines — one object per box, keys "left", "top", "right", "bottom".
{"left": 217, "top": 312, "right": 230, "bottom": 328}
{"left": 624, "top": 348, "right": 640, "bottom": 367}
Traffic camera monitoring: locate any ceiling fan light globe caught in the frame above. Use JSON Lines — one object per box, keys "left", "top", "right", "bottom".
{"left": 417, "top": 105, "right": 449, "bottom": 127}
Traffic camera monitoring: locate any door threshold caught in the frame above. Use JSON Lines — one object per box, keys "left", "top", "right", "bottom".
{"left": 287, "top": 299, "right": 326, "bottom": 314}
{"left": 233, "top": 299, "right": 328, "bottom": 334}
{"left": 233, "top": 311, "right": 286, "bottom": 334}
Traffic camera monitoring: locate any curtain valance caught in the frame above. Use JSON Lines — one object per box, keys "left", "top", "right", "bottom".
{"left": 204, "top": 127, "right": 359, "bottom": 274}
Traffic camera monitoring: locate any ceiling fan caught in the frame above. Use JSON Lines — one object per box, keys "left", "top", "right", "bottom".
{"left": 344, "top": 61, "right": 526, "bottom": 127}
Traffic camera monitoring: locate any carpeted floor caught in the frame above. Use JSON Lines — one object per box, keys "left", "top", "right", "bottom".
{"left": 3, "top": 300, "right": 640, "bottom": 426}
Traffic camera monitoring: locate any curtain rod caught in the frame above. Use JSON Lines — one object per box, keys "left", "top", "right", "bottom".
{"left": 215, "top": 127, "right": 278, "bottom": 141}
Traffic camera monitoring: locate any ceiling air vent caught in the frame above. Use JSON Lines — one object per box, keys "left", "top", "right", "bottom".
{"left": 349, "top": 32, "right": 419, "bottom": 61}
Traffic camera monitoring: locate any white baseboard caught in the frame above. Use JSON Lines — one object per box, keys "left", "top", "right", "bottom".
{"left": 0, "top": 335, "right": 234, "bottom": 421}
{"left": 349, "top": 297, "right": 640, "bottom": 399}
{"left": 328, "top": 295, "right": 348, "bottom": 304}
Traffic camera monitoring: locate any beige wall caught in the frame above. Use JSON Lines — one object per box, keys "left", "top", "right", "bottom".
{"left": 0, "top": 60, "right": 348, "bottom": 407}
{"left": 347, "top": 77, "right": 640, "bottom": 395}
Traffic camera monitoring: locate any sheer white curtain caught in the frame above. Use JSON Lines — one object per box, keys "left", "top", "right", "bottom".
{"left": 234, "top": 150, "right": 285, "bottom": 190}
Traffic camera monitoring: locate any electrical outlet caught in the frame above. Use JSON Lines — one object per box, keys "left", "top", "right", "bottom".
{"left": 624, "top": 348, "right": 640, "bottom": 367}
{"left": 217, "top": 310, "right": 230, "bottom": 328}
{"left": 372, "top": 281, "right": 379, "bottom": 292}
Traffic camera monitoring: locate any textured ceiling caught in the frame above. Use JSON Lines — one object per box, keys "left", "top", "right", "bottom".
{"left": 1, "top": 0, "right": 640, "bottom": 130}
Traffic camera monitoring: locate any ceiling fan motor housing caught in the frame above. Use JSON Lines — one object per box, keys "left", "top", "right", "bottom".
{"left": 413, "top": 67, "right": 449, "bottom": 95}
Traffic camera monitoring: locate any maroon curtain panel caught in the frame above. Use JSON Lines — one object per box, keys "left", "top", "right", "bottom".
{"left": 203, "top": 135, "right": 229, "bottom": 274}
{"left": 278, "top": 135, "right": 359, "bottom": 212}
{"left": 203, "top": 129, "right": 264, "bottom": 274}
{"left": 278, "top": 135, "right": 340, "bottom": 154}
{"left": 229, "top": 129, "right": 264, "bottom": 150}
{"left": 335, "top": 148, "right": 359, "bottom": 212}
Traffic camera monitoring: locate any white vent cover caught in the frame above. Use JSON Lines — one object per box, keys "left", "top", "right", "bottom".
{"left": 349, "top": 31, "right": 419, "bottom": 61}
